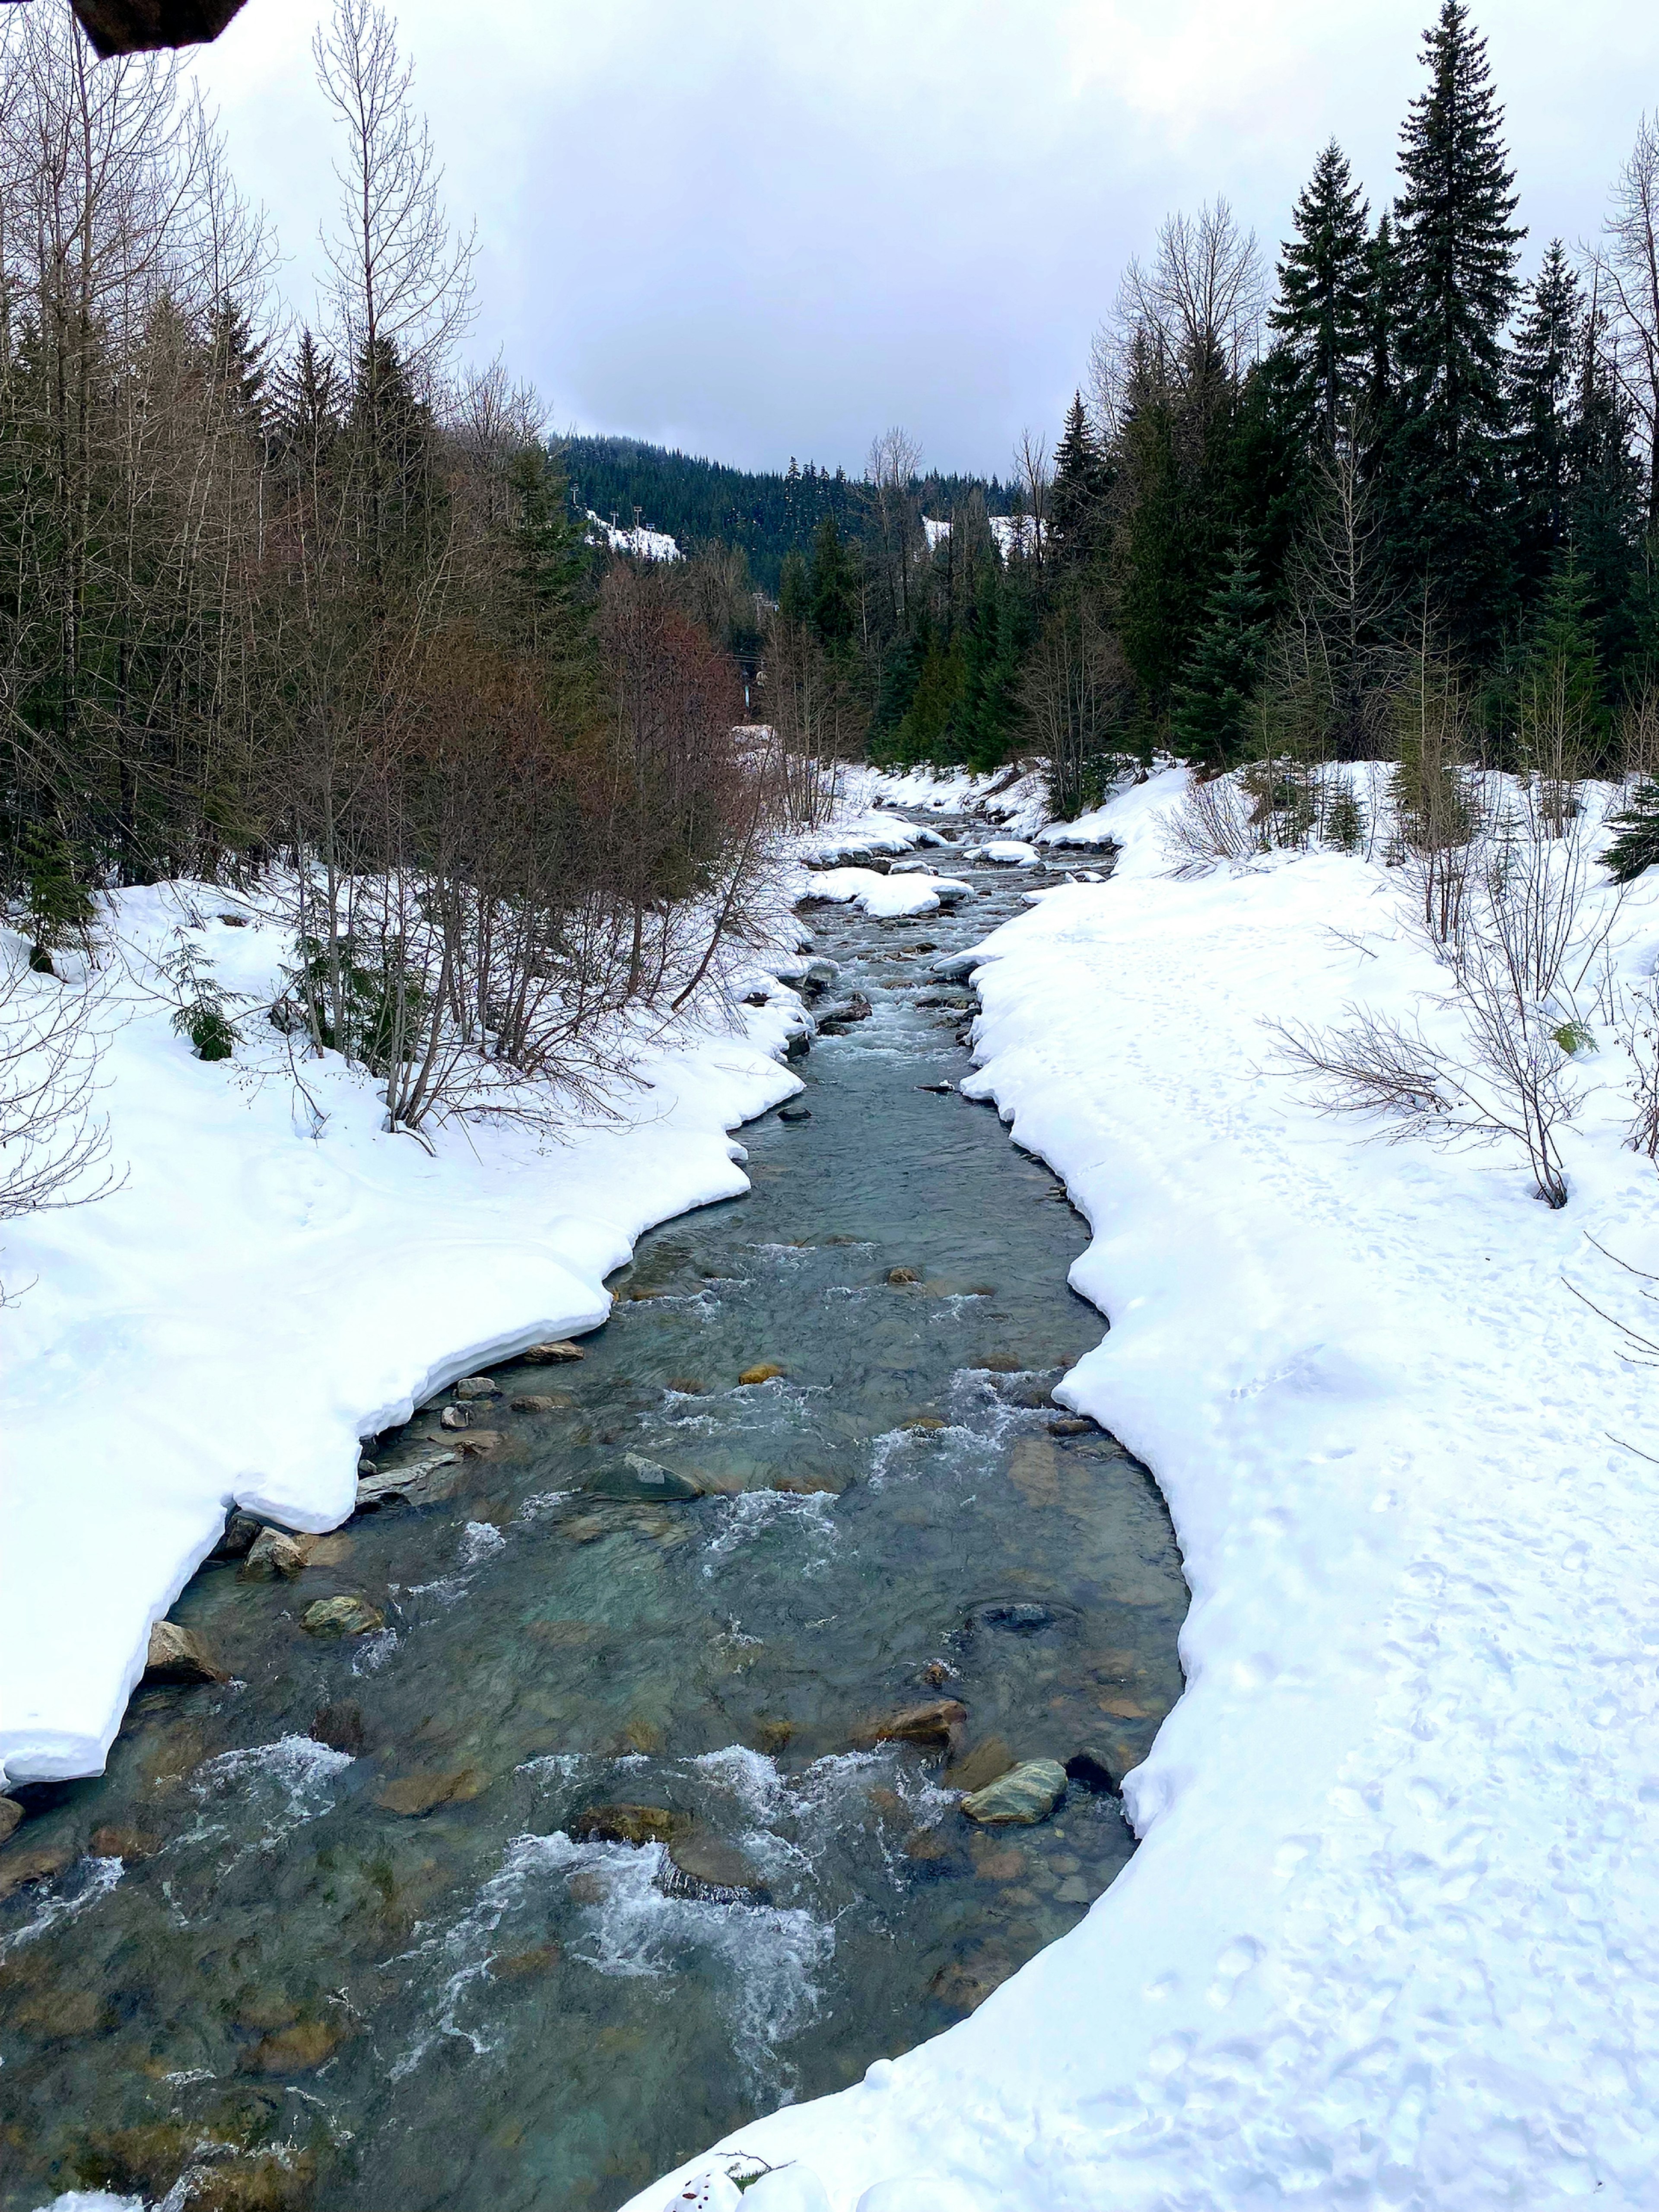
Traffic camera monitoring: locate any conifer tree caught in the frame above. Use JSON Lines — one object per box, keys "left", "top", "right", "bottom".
{"left": 808, "top": 515, "right": 858, "bottom": 648}
{"left": 1049, "top": 393, "right": 1111, "bottom": 568}
{"left": 1602, "top": 778, "right": 1659, "bottom": 882}
{"left": 1508, "top": 240, "right": 1582, "bottom": 590}
{"left": 778, "top": 549, "right": 810, "bottom": 632}
{"left": 1270, "top": 139, "right": 1373, "bottom": 448}
{"left": 1389, "top": 0, "right": 1525, "bottom": 653}
{"left": 1171, "top": 540, "right": 1270, "bottom": 772}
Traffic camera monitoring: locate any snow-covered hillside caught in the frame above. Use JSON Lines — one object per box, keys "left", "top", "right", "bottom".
{"left": 585, "top": 508, "right": 682, "bottom": 561}
{"left": 632, "top": 768, "right": 1659, "bottom": 2212}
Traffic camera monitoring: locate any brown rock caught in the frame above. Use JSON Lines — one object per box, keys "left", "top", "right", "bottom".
{"left": 856, "top": 1698, "right": 968, "bottom": 1756}
{"left": 569, "top": 1803, "right": 680, "bottom": 1846}
{"left": 1049, "top": 1416, "right": 1096, "bottom": 1437}
{"left": 0, "top": 1798, "right": 22, "bottom": 1845}
{"left": 90, "top": 1825, "right": 159, "bottom": 1861}
{"left": 738, "top": 1361, "right": 786, "bottom": 1386}
{"left": 969, "top": 1842, "right": 1028, "bottom": 1881}
{"left": 666, "top": 1377, "right": 707, "bottom": 1394}
{"left": 0, "top": 1845, "right": 71, "bottom": 1901}
{"left": 903, "top": 1827, "right": 952, "bottom": 1864}
{"left": 929, "top": 1951, "right": 1014, "bottom": 2013}
{"left": 1007, "top": 1436, "right": 1061, "bottom": 1509}
{"left": 521, "top": 1340, "right": 585, "bottom": 1362}
{"left": 244, "top": 2018, "right": 346, "bottom": 2075}
{"left": 238, "top": 1527, "right": 315, "bottom": 1581}
{"left": 375, "top": 1767, "right": 489, "bottom": 1817}
{"left": 13, "top": 1986, "right": 102, "bottom": 2038}
{"left": 944, "top": 1735, "right": 1017, "bottom": 1793}
{"left": 886, "top": 1266, "right": 922, "bottom": 1286}
{"left": 902, "top": 1417, "right": 945, "bottom": 1433}
{"left": 144, "top": 1619, "right": 228, "bottom": 1684}
{"left": 979, "top": 1354, "right": 1023, "bottom": 1373}
{"left": 453, "top": 1375, "right": 499, "bottom": 1399}
{"left": 511, "top": 1393, "right": 573, "bottom": 1413}
{"left": 307, "top": 1532, "right": 354, "bottom": 1567}
{"left": 309, "top": 1701, "right": 367, "bottom": 1757}
{"left": 300, "top": 1594, "right": 385, "bottom": 1639}
{"left": 454, "top": 1428, "right": 503, "bottom": 1457}
{"left": 528, "top": 1618, "right": 600, "bottom": 1646}
{"left": 491, "top": 1943, "right": 561, "bottom": 1980}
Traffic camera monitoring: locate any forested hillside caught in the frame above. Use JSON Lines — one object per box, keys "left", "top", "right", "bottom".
{"left": 562, "top": 434, "right": 1014, "bottom": 592}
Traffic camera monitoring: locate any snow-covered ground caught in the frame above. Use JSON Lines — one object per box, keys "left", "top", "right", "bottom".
{"left": 632, "top": 766, "right": 1659, "bottom": 2211}
{"left": 584, "top": 508, "right": 682, "bottom": 561}
{"left": 798, "top": 865, "right": 972, "bottom": 919}
{"left": 852, "top": 762, "right": 1051, "bottom": 839}
{"left": 0, "top": 877, "right": 873, "bottom": 1787}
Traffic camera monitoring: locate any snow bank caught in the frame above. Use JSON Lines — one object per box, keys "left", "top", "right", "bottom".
{"left": 849, "top": 763, "right": 1051, "bottom": 839}
{"left": 631, "top": 771, "right": 1659, "bottom": 2210}
{"left": 0, "top": 891, "right": 803, "bottom": 1785}
{"left": 584, "top": 508, "right": 681, "bottom": 561}
{"left": 798, "top": 867, "right": 972, "bottom": 920}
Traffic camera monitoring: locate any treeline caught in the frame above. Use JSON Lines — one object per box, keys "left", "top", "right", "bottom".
{"left": 0, "top": 0, "right": 798, "bottom": 1137}
{"left": 787, "top": 1, "right": 1659, "bottom": 820}
{"left": 563, "top": 433, "right": 1014, "bottom": 595}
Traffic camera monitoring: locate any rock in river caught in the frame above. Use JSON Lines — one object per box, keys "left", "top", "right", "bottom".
{"left": 738, "top": 1361, "right": 786, "bottom": 1386}
{"left": 570, "top": 1803, "right": 681, "bottom": 1846}
{"left": 521, "top": 1339, "right": 585, "bottom": 1363}
{"left": 589, "top": 1452, "right": 705, "bottom": 1502}
{"left": 0, "top": 1797, "right": 22, "bottom": 1845}
{"left": 453, "top": 1375, "right": 499, "bottom": 1400}
{"left": 959, "top": 1758, "right": 1068, "bottom": 1826}
{"left": 355, "top": 1449, "right": 460, "bottom": 1510}
{"left": 301, "top": 1594, "right": 385, "bottom": 1639}
{"left": 511, "top": 1393, "right": 573, "bottom": 1413}
{"left": 657, "top": 1827, "right": 770, "bottom": 1904}
{"left": 375, "top": 1767, "right": 489, "bottom": 1816}
{"left": 855, "top": 1698, "right": 967, "bottom": 1755}
{"left": 239, "top": 1526, "right": 315, "bottom": 1581}
{"left": 779, "top": 1103, "right": 811, "bottom": 1123}
{"left": 144, "top": 1620, "right": 229, "bottom": 1684}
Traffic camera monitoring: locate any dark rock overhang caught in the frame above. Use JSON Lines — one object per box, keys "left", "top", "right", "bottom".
{"left": 70, "top": 0, "right": 249, "bottom": 57}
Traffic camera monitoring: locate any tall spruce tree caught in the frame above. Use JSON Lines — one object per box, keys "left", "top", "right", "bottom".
{"left": 1049, "top": 393, "right": 1111, "bottom": 569}
{"left": 1271, "top": 139, "right": 1373, "bottom": 448}
{"left": 808, "top": 515, "right": 858, "bottom": 649}
{"left": 1508, "top": 240, "right": 1582, "bottom": 593}
{"left": 1171, "top": 540, "right": 1270, "bottom": 772}
{"left": 1390, "top": 0, "right": 1524, "bottom": 654}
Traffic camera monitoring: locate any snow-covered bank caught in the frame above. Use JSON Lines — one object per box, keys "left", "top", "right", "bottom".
{"left": 0, "top": 889, "right": 822, "bottom": 1786}
{"left": 634, "top": 769, "right": 1659, "bottom": 2210}
{"left": 850, "top": 762, "right": 1051, "bottom": 840}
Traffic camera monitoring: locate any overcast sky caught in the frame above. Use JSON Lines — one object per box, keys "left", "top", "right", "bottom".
{"left": 183, "top": 0, "right": 1659, "bottom": 480}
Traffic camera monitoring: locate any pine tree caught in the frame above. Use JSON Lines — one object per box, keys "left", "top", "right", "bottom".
{"left": 1049, "top": 393, "right": 1111, "bottom": 568}
{"left": 504, "top": 443, "right": 590, "bottom": 663}
{"left": 1389, "top": 0, "right": 1525, "bottom": 654}
{"left": 778, "top": 549, "right": 810, "bottom": 631}
{"left": 1602, "top": 780, "right": 1659, "bottom": 882}
{"left": 808, "top": 515, "right": 857, "bottom": 648}
{"left": 1171, "top": 540, "right": 1270, "bottom": 772}
{"left": 1271, "top": 139, "right": 1373, "bottom": 448}
{"left": 1508, "top": 240, "right": 1582, "bottom": 592}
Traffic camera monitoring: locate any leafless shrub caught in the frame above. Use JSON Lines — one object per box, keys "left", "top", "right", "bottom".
{"left": 1615, "top": 969, "right": 1659, "bottom": 1158}
{"left": 1161, "top": 771, "right": 1262, "bottom": 874}
{"left": 1270, "top": 1004, "right": 1451, "bottom": 1127}
{"left": 0, "top": 944, "right": 120, "bottom": 1253}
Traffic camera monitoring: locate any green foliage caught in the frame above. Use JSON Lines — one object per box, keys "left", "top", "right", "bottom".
{"left": 13, "top": 821, "right": 95, "bottom": 946}
{"left": 1049, "top": 393, "right": 1111, "bottom": 569}
{"left": 1389, "top": 0, "right": 1525, "bottom": 656}
{"left": 1171, "top": 542, "right": 1270, "bottom": 772}
{"left": 163, "top": 934, "right": 240, "bottom": 1064}
{"left": 1551, "top": 1017, "right": 1596, "bottom": 1055}
{"left": 1270, "top": 137, "right": 1373, "bottom": 447}
{"left": 1322, "top": 783, "right": 1368, "bottom": 852}
{"left": 288, "top": 935, "right": 429, "bottom": 1072}
{"left": 1603, "top": 781, "right": 1659, "bottom": 883}
{"left": 808, "top": 516, "right": 858, "bottom": 649}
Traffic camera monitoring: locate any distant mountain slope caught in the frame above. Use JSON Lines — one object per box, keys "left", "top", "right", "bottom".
{"left": 559, "top": 434, "right": 1014, "bottom": 592}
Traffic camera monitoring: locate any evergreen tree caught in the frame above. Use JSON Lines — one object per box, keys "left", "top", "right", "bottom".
{"left": 1389, "top": 0, "right": 1525, "bottom": 654}
{"left": 1271, "top": 139, "right": 1373, "bottom": 448}
{"left": 505, "top": 443, "right": 590, "bottom": 663}
{"left": 1568, "top": 305, "right": 1646, "bottom": 683}
{"left": 1049, "top": 393, "right": 1111, "bottom": 568}
{"left": 778, "top": 548, "right": 810, "bottom": 631}
{"left": 1508, "top": 240, "right": 1582, "bottom": 593}
{"left": 808, "top": 515, "right": 858, "bottom": 648}
{"left": 207, "top": 294, "right": 269, "bottom": 434}
{"left": 1602, "top": 779, "right": 1659, "bottom": 882}
{"left": 1514, "top": 555, "right": 1606, "bottom": 772}
{"left": 1170, "top": 540, "right": 1270, "bottom": 772}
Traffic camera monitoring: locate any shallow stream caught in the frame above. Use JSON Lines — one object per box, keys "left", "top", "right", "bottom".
{"left": 0, "top": 821, "right": 1188, "bottom": 2212}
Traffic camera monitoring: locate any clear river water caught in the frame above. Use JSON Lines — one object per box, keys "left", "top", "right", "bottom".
{"left": 0, "top": 821, "right": 1188, "bottom": 2212}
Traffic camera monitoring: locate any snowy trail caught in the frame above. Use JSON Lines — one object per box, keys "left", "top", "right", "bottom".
{"left": 630, "top": 775, "right": 1659, "bottom": 2211}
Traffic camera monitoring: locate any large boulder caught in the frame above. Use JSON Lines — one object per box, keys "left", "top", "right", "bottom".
{"left": 355, "top": 1448, "right": 460, "bottom": 1510}
{"left": 238, "top": 1527, "right": 315, "bottom": 1581}
{"left": 657, "top": 1827, "right": 769, "bottom": 1904}
{"left": 521, "top": 1340, "right": 585, "bottom": 1363}
{"left": 855, "top": 1699, "right": 967, "bottom": 1756}
{"left": 570, "top": 1803, "right": 681, "bottom": 1846}
{"left": 144, "top": 1620, "right": 228, "bottom": 1684}
{"left": 959, "top": 1758, "right": 1067, "bottom": 1826}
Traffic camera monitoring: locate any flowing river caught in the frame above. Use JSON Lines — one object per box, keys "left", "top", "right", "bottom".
{"left": 0, "top": 820, "right": 1188, "bottom": 2212}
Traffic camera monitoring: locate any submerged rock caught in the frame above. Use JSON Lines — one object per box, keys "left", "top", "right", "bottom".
{"left": 301, "top": 1594, "right": 385, "bottom": 1639}
{"left": 959, "top": 1758, "right": 1068, "bottom": 1826}
{"left": 310, "top": 1701, "right": 367, "bottom": 1757}
{"left": 0, "top": 1797, "right": 22, "bottom": 1845}
{"left": 454, "top": 1428, "right": 503, "bottom": 1458}
{"left": 570, "top": 1803, "right": 680, "bottom": 1846}
{"left": 144, "top": 1620, "right": 228, "bottom": 1684}
{"left": 738, "top": 1361, "right": 786, "bottom": 1386}
{"left": 0, "top": 1845, "right": 72, "bottom": 1901}
{"left": 375, "top": 1767, "right": 489, "bottom": 1816}
{"left": 944, "top": 1736, "right": 1017, "bottom": 1792}
{"left": 89, "top": 1824, "right": 159, "bottom": 1861}
{"left": 658, "top": 1827, "right": 770, "bottom": 1904}
{"left": 511, "top": 1392, "right": 572, "bottom": 1413}
{"left": 1065, "top": 1743, "right": 1135, "bottom": 1794}
{"left": 779, "top": 1103, "right": 812, "bottom": 1123}
{"left": 886, "top": 1266, "right": 922, "bottom": 1286}
{"left": 244, "top": 2017, "right": 348, "bottom": 2074}
{"left": 521, "top": 1339, "right": 585, "bottom": 1363}
{"left": 929, "top": 1948, "right": 1014, "bottom": 2012}
{"left": 589, "top": 1453, "right": 704, "bottom": 1502}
